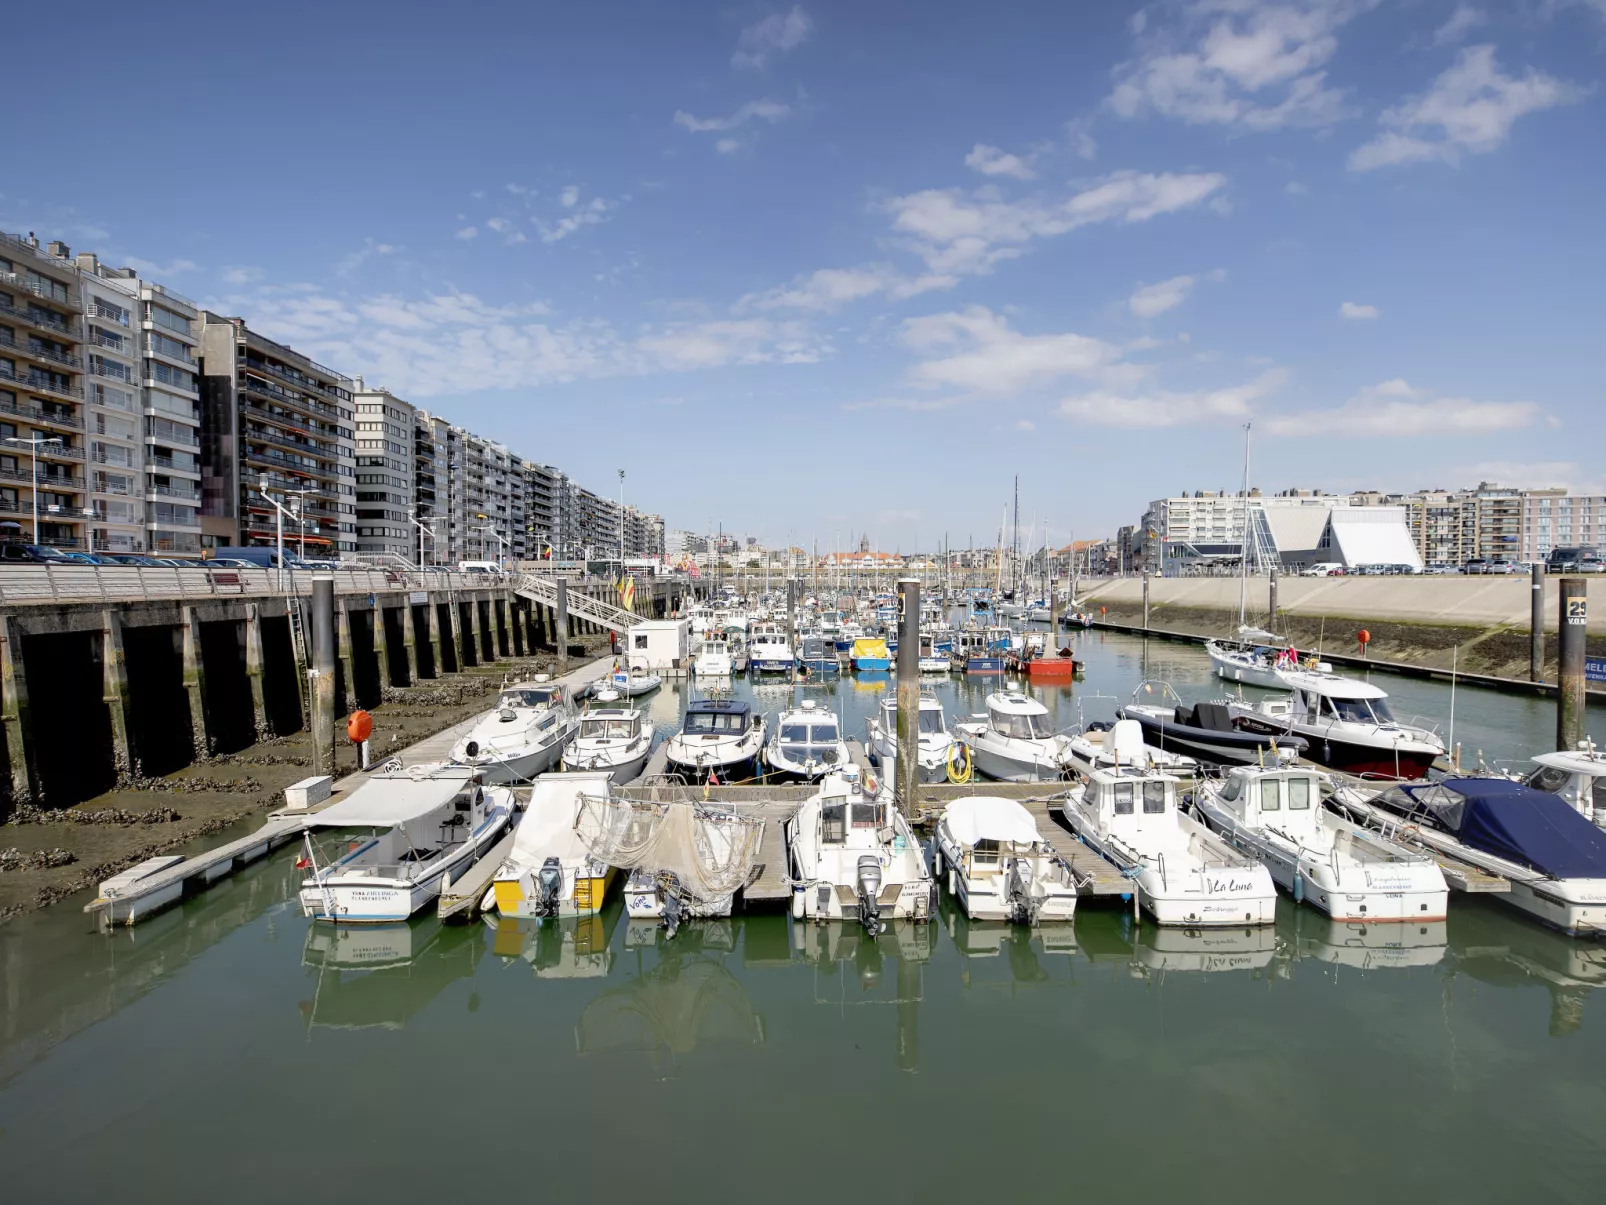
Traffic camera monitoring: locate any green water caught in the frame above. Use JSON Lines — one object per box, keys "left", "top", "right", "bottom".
{"left": 2, "top": 631, "right": 1604, "bottom": 1204}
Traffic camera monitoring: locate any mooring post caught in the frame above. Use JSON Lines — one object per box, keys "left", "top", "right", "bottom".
{"left": 311, "top": 574, "right": 337, "bottom": 778}
{"left": 424, "top": 600, "right": 444, "bottom": 676}
{"left": 556, "top": 578, "right": 570, "bottom": 673}
{"left": 895, "top": 577, "right": 921, "bottom": 816}
{"left": 1, "top": 614, "right": 38, "bottom": 810}
{"left": 1142, "top": 571, "right": 1150, "bottom": 631}
{"left": 335, "top": 604, "right": 358, "bottom": 714}
{"left": 1268, "top": 567, "right": 1279, "bottom": 630}
{"left": 1531, "top": 562, "right": 1545, "bottom": 683}
{"left": 402, "top": 599, "right": 422, "bottom": 682}
{"left": 1557, "top": 576, "right": 1587, "bottom": 752}
{"left": 244, "top": 604, "right": 269, "bottom": 741}
{"left": 371, "top": 602, "right": 393, "bottom": 689}
{"left": 181, "top": 605, "right": 212, "bottom": 758}
{"left": 101, "top": 609, "right": 137, "bottom": 782}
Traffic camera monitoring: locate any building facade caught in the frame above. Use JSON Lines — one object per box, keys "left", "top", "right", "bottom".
{"left": 351, "top": 381, "right": 415, "bottom": 557}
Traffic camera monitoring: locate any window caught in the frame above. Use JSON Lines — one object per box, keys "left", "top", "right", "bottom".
{"left": 1112, "top": 782, "right": 1134, "bottom": 815}
{"left": 147, "top": 331, "right": 191, "bottom": 361}
{"left": 151, "top": 361, "right": 195, "bottom": 391}
{"left": 147, "top": 306, "right": 191, "bottom": 337}
{"left": 1259, "top": 779, "right": 1281, "bottom": 811}
{"left": 971, "top": 837, "right": 1000, "bottom": 867}
{"left": 851, "top": 802, "right": 879, "bottom": 829}
{"left": 633, "top": 634, "right": 648, "bottom": 650}
{"left": 1288, "top": 778, "right": 1312, "bottom": 810}
{"left": 1143, "top": 781, "right": 1166, "bottom": 814}
{"left": 1219, "top": 776, "right": 1242, "bottom": 802}
{"left": 821, "top": 801, "right": 846, "bottom": 844}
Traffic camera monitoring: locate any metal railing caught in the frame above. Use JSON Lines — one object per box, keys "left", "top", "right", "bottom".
{"left": 0, "top": 395, "right": 83, "bottom": 429}
{"left": 0, "top": 329, "right": 80, "bottom": 368}
{"left": 0, "top": 563, "right": 521, "bottom": 606}
{"left": 0, "top": 365, "right": 84, "bottom": 400}
{"left": 0, "top": 299, "right": 81, "bottom": 338}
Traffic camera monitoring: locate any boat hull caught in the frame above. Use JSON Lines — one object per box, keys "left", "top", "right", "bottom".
{"left": 964, "top": 656, "right": 1006, "bottom": 674}
{"left": 1207, "top": 644, "right": 1287, "bottom": 690}
{"left": 563, "top": 745, "right": 651, "bottom": 785}
{"left": 970, "top": 744, "right": 1067, "bottom": 784}
{"left": 302, "top": 811, "right": 511, "bottom": 924}
{"left": 1234, "top": 718, "right": 1438, "bottom": 779}
{"left": 494, "top": 866, "right": 618, "bottom": 919}
{"left": 457, "top": 740, "right": 565, "bottom": 785}
{"left": 1121, "top": 708, "right": 1306, "bottom": 766}
{"left": 751, "top": 657, "right": 795, "bottom": 674}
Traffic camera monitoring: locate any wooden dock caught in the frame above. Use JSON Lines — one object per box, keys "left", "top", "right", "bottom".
{"left": 437, "top": 831, "right": 518, "bottom": 921}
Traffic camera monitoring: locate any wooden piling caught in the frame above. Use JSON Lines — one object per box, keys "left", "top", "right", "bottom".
{"left": 895, "top": 578, "right": 920, "bottom": 815}
{"left": 1557, "top": 576, "right": 1587, "bottom": 751}
{"left": 1531, "top": 562, "right": 1545, "bottom": 683}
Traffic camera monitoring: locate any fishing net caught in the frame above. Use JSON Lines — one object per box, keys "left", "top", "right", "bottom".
{"left": 574, "top": 788, "right": 766, "bottom": 903}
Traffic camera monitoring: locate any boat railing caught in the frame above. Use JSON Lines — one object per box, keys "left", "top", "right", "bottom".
{"left": 1130, "top": 679, "right": 1185, "bottom": 708}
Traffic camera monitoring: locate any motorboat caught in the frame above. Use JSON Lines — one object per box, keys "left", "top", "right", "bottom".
{"left": 1193, "top": 764, "right": 1448, "bottom": 922}
{"left": 931, "top": 796, "right": 1077, "bottom": 923}
{"left": 916, "top": 630, "right": 950, "bottom": 673}
{"left": 1227, "top": 672, "right": 1445, "bottom": 780}
{"left": 489, "top": 772, "right": 618, "bottom": 919}
{"left": 449, "top": 682, "right": 577, "bottom": 783}
{"left": 954, "top": 692, "right": 1073, "bottom": 783}
{"left": 749, "top": 629, "right": 795, "bottom": 674}
{"left": 785, "top": 766, "right": 936, "bottom": 935}
{"left": 1059, "top": 763, "right": 1277, "bottom": 927}
{"left": 851, "top": 637, "right": 891, "bottom": 671}
{"left": 693, "top": 635, "right": 733, "bottom": 677}
{"left": 664, "top": 698, "right": 766, "bottom": 782}
{"left": 866, "top": 693, "right": 956, "bottom": 784}
{"left": 1521, "top": 740, "right": 1606, "bottom": 826}
{"left": 299, "top": 764, "right": 514, "bottom": 923}
{"left": 952, "top": 627, "right": 1005, "bottom": 674}
{"left": 1023, "top": 601, "right": 1051, "bottom": 624}
{"left": 798, "top": 633, "right": 839, "bottom": 676}
{"left": 1065, "top": 717, "right": 1198, "bottom": 777}
{"left": 729, "top": 632, "right": 749, "bottom": 673}
{"left": 563, "top": 706, "right": 654, "bottom": 783}
{"left": 1120, "top": 696, "right": 1308, "bottom": 766}
{"left": 1331, "top": 778, "right": 1606, "bottom": 937}
{"left": 764, "top": 699, "right": 849, "bottom": 781}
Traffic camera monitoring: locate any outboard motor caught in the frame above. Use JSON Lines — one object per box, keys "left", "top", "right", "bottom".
{"left": 856, "top": 855, "right": 884, "bottom": 938}
{"left": 535, "top": 856, "right": 563, "bottom": 916}
{"left": 657, "top": 871, "right": 687, "bottom": 939}
{"left": 1005, "top": 856, "right": 1035, "bottom": 927}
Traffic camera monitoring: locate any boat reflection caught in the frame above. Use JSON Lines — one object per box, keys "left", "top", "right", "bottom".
{"left": 1075, "top": 912, "right": 1279, "bottom": 981}
{"left": 577, "top": 943, "right": 764, "bottom": 1069}
{"left": 1286, "top": 910, "right": 1448, "bottom": 975}
{"left": 945, "top": 906, "right": 1077, "bottom": 989}
{"left": 792, "top": 917, "right": 936, "bottom": 1071}
{"left": 298, "top": 916, "right": 483, "bottom": 1031}
{"left": 1445, "top": 898, "right": 1606, "bottom": 1037}
{"left": 483, "top": 908, "right": 620, "bottom": 979}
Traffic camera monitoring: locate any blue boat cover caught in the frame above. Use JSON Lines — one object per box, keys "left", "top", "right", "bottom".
{"left": 1404, "top": 778, "right": 1606, "bottom": 879}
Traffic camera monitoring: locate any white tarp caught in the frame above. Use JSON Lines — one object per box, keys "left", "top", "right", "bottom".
{"left": 308, "top": 766, "right": 477, "bottom": 828}
{"left": 941, "top": 796, "right": 1043, "bottom": 849}
{"left": 510, "top": 772, "right": 613, "bottom": 861}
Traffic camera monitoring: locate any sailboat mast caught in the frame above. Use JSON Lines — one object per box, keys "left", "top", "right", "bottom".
{"left": 1238, "top": 422, "right": 1251, "bottom": 629}
{"left": 1011, "top": 475, "right": 1020, "bottom": 594}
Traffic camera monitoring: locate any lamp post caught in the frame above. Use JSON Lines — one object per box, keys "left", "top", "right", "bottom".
{"left": 408, "top": 505, "right": 435, "bottom": 567}
{"left": 617, "top": 468, "right": 626, "bottom": 577}
{"left": 5, "top": 435, "right": 63, "bottom": 546}
{"left": 473, "top": 525, "right": 509, "bottom": 568}
{"left": 259, "top": 476, "right": 316, "bottom": 587}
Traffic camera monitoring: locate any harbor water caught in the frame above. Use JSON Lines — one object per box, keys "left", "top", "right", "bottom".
{"left": 2, "top": 630, "right": 1604, "bottom": 1203}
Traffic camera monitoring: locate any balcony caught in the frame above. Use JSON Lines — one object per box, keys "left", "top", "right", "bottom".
{"left": 144, "top": 338, "right": 197, "bottom": 367}
{"left": 0, "top": 298, "right": 82, "bottom": 340}
{"left": 241, "top": 445, "right": 338, "bottom": 484}
{"left": 86, "top": 302, "right": 130, "bottom": 328}
{"left": 0, "top": 328, "right": 80, "bottom": 369}
{"left": 242, "top": 355, "right": 347, "bottom": 405}
{"left": 238, "top": 374, "right": 350, "bottom": 428}
{"left": 146, "top": 530, "right": 202, "bottom": 554}
{"left": 244, "top": 424, "right": 338, "bottom": 462}
{"left": 0, "top": 463, "right": 84, "bottom": 488}
{"left": 240, "top": 399, "right": 345, "bottom": 442}
{"left": 0, "top": 269, "right": 77, "bottom": 309}
{"left": 146, "top": 418, "right": 200, "bottom": 448}
{"left": 148, "top": 454, "right": 201, "bottom": 478}
{"left": 0, "top": 394, "right": 83, "bottom": 430}
{"left": 0, "top": 364, "right": 83, "bottom": 402}
{"left": 145, "top": 483, "right": 202, "bottom": 503}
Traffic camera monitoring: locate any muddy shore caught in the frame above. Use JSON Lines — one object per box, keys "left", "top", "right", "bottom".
{"left": 0, "top": 638, "right": 612, "bottom": 924}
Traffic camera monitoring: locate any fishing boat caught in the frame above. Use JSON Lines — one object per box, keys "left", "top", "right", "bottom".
{"left": 916, "top": 630, "right": 951, "bottom": 673}
{"left": 785, "top": 766, "right": 936, "bottom": 935}
{"left": 851, "top": 636, "right": 891, "bottom": 671}
{"left": 798, "top": 633, "right": 839, "bottom": 676}
{"left": 664, "top": 698, "right": 766, "bottom": 782}
{"left": 1520, "top": 740, "right": 1606, "bottom": 826}
{"left": 764, "top": 700, "right": 849, "bottom": 781}
{"left": 1059, "top": 763, "right": 1277, "bottom": 927}
{"left": 692, "top": 635, "right": 733, "bottom": 677}
{"left": 931, "top": 796, "right": 1078, "bottom": 923}
{"left": 488, "top": 771, "right": 618, "bottom": 919}
{"left": 1194, "top": 764, "right": 1448, "bottom": 922}
{"left": 1227, "top": 673, "right": 1445, "bottom": 779}
{"left": 449, "top": 681, "right": 577, "bottom": 783}
{"left": 299, "top": 764, "right": 514, "bottom": 923}
{"left": 1331, "top": 778, "right": 1606, "bottom": 937}
{"left": 563, "top": 706, "right": 654, "bottom": 783}
{"left": 749, "top": 629, "right": 795, "bottom": 674}
{"left": 1065, "top": 717, "right": 1197, "bottom": 776}
{"left": 866, "top": 693, "right": 956, "bottom": 784}
{"left": 954, "top": 692, "right": 1073, "bottom": 783}
{"left": 1120, "top": 695, "right": 1308, "bottom": 766}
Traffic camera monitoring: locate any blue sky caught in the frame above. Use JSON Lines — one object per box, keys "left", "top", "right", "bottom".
{"left": 8, "top": 0, "right": 1604, "bottom": 550}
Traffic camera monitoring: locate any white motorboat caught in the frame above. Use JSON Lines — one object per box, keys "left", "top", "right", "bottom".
{"left": 590, "top": 655, "right": 662, "bottom": 698}
{"left": 764, "top": 699, "right": 849, "bottom": 780}
{"left": 299, "top": 764, "right": 514, "bottom": 923}
{"left": 866, "top": 693, "right": 956, "bottom": 784}
{"left": 1059, "top": 763, "right": 1277, "bottom": 927}
{"left": 932, "top": 796, "right": 1077, "bottom": 923}
{"left": 1194, "top": 765, "right": 1448, "bottom": 922}
{"left": 785, "top": 767, "right": 936, "bottom": 935}
{"left": 1520, "top": 740, "right": 1606, "bottom": 826}
{"left": 664, "top": 698, "right": 766, "bottom": 782}
{"left": 489, "top": 772, "right": 618, "bottom": 919}
{"left": 1331, "top": 777, "right": 1606, "bottom": 937}
{"left": 954, "top": 692, "right": 1073, "bottom": 783}
{"left": 749, "top": 628, "right": 795, "bottom": 674}
{"left": 563, "top": 706, "right": 654, "bottom": 783}
{"left": 693, "top": 635, "right": 733, "bottom": 677}
{"left": 916, "top": 630, "right": 951, "bottom": 674}
{"left": 1065, "top": 717, "right": 1198, "bottom": 777}
{"left": 1228, "top": 672, "right": 1445, "bottom": 780}
{"left": 450, "top": 682, "right": 577, "bottom": 783}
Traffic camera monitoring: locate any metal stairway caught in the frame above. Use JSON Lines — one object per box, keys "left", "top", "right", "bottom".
{"left": 513, "top": 574, "right": 640, "bottom": 633}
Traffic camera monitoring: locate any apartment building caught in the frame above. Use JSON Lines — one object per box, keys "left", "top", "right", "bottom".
{"left": 522, "top": 461, "right": 564, "bottom": 557}
{"left": 1520, "top": 489, "right": 1605, "bottom": 561}
{"left": 351, "top": 380, "right": 415, "bottom": 558}
{"left": 197, "top": 314, "right": 356, "bottom": 556}
{"left": 0, "top": 234, "right": 89, "bottom": 550}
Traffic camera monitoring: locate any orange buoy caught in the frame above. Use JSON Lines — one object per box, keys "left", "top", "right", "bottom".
{"left": 1357, "top": 629, "right": 1371, "bottom": 646}
{"left": 347, "top": 710, "right": 374, "bottom": 743}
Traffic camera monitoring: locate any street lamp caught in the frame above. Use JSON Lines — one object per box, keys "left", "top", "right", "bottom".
{"left": 473, "top": 525, "right": 509, "bottom": 568}
{"left": 5, "top": 435, "right": 64, "bottom": 547}
{"left": 617, "top": 468, "right": 626, "bottom": 574}
{"left": 259, "top": 475, "right": 317, "bottom": 583}
{"left": 408, "top": 505, "right": 435, "bottom": 567}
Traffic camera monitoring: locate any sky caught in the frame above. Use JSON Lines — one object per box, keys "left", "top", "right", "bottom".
{"left": 6, "top": 0, "right": 1605, "bottom": 551}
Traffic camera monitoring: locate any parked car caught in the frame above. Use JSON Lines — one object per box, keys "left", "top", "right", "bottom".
{"left": 1462, "top": 558, "right": 1488, "bottom": 574}
{"left": 1547, "top": 545, "right": 1600, "bottom": 573}
{"left": 1487, "top": 558, "right": 1519, "bottom": 574}
{"left": 99, "top": 553, "right": 159, "bottom": 566}
{"left": 1303, "top": 562, "right": 1346, "bottom": 576}
{"left": 209, "top": 546, "right": 312, "bottom": 570}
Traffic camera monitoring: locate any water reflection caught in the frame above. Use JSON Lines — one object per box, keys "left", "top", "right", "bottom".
{"left": 298, "top": 918, "right": 483, "bottom": 1031}
{"left": 1287, "top": 910, "right": 1448, "bottom": 974}
{"left": 792, "top": 918, "right": 936, "bottom": 1071}
{"left": 945, "top": 907, "right": 1076, "bottom": 990}
{"left": 1445, "top": 900, "right": 1606, "bottom": 1037}
{"left": 484, "top": 910, "right": 618, "bottom": 978}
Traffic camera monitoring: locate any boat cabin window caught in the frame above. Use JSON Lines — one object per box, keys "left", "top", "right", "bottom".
{"left": 1526, "top": 765, "right": 1572, "bottom": 795}
{"left": 504, "top": 688, "right": 557, "bottom": 708}
{"left": 581, "top": 717, "right": 635, "bottom": 739}
{"left": 1219, "top": 776, "right": 1243, "bottom": 802}
{"left": 1142, "top": 781, "right": 1166, "bottom": 814}
{"left": 1111, "top": 782, "right": 1134, "bottom": 814}
{"left": 685, "top": 710, "right": 745, "bottom": 734}
{"left": 991, "top": 709, "right": 1047, "bottom": 739}
{"left": 1330, "top": 697, "right": 1380, "bottom": 723}
{"left": 1288, "top": 777, "right": 1312, "bottom": 809}
{"left": 1259, "top": 779, "right": 1281, "bottom": 810}
{"left": 821, "top": 801, "right": 847, "bottom": 844}
{"left": 781, "top": 723, "right": 810, "bottom": 743}
{"left": 919, "top": 710, "right": 945, "bottom": 734}
{"left": 971, "top": 838, "right": 1000, "bottom": 867}
{"left": 851, "top": 801, "right": 880, "bottom": 829}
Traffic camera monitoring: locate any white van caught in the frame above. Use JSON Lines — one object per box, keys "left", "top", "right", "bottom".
{"left": 1303, "top": 562, "right": 1345, "bottom": 577}
{"left": 457, "top": 560, "right": 503, "bottom": 575}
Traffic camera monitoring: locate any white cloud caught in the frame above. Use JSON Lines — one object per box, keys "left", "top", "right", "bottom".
{"left": 883, "top": 169, "right": 1226, "bottom": 276}
{"left": 485, "top": 216, "right": 528, "bottom": 245}
{"left": 1348, "top": 45, "right": 1585, "bottom": 171}
{"left": 1284, "top": 180, "right": 1308, "bottom": 195}
{"left": 1129, "top": 274, "right": 1195, "bottom": 317}
{"left": 1433, "top": 5, "right": 1483, "bottom": 46}
{"left": 965, "top": 143, "right": 1037, "bottom": 180}
{"left": 1109, "top": 1, "right": 1363, "bottom": 131}
{"left": 1452, "top": 460, "right": 1605, "bottom": 494}
{"left": 716, "top": 138, "right": 741, "bottom": 154}
{"left": 1338, "top": 300, "right": 1379, "bottom": 319}
{"left": 674, "top": 99, "right": 792, "bottom": 134}
{"left": 742, "top": 264, "right": 955, "bottom": 311}
{"left": 1066, "top": 116, "right": 1098, "bottom": 160}
{"left": 560, "top": 186, "right": 580, "bottom": 208}
{"left": 900, "top": 306, "right": 1128, "bottom": 395}
{"left": 118, "top": 255, "right": 199, "bottom": 276}
{"left": 635, "top": 318, "right": 822, "bottom": 370}
{"left": 732, "top": 6, "right": 814, "bottom": 70}
{"left": 534, "top": 194, "right": 614, "bottom": 243}
{"left": 335, "top": 239, "right": 401, "bottom": 274}
{"left": 455, "top": 226, "right": 478, "bottom": 240}
{"left": 1059, "top": 369, "right": 1288, "bottom": 428}
{"left": 1265, "top": 378, "right": 1541, "bottom": 436}
{"left": 222, "top": 266, "right": 264, "bottom": 285}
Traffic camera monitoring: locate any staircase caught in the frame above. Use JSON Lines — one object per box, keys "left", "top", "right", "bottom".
{"left": 513, "top": 574, "right": 641, "bottom": 634}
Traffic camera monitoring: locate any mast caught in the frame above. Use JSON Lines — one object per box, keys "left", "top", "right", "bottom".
{"left": 1237, "top": 422, "right": 1251, "bottom": 630}
{"left": 1011, "top": 475, "right": 1020, "bottom": 595}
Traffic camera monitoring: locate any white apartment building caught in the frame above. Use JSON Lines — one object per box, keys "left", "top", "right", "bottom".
{"left": 351, "top": 380, "right": 415, "bottom": 557}
{"left": 1521, "top": 489, "right": 1605, "bottom": 560}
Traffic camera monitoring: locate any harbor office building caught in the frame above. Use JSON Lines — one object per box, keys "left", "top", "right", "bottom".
{"left": 1140, "top": 493, "right": 1423, "bottom": 575}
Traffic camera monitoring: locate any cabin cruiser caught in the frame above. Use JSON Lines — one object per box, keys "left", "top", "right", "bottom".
{"left": 1059, "top": 764, "right": 1277, "bottom": 927}
{"left": 866, "top": 693, "right": 956, "bottom": 784}
{"left": 916, "top": 630, "right": 950, "bottom": 673}
{"left": 1065, "top": 717, "right": 1197, "bottom": 777}
{"left": 1331, "top": 778, "right": 1606, "bottom": 937}
{"left": 1206, "top": 626, "right": 1333, "bottom": 689}
{"left": 785, "top": 766, "right": 936, "bottom": 935}
{"left": 932, "top": 796, "right": 1077, "bottom": 924}
{"left": 1120, "top": 697, "right": 1308, "bottom": 766}
{"left": 299, "top": 764, "right": 514, "bottom": 923}
{"left": 1521, "top": 740, "right": 1606, "bottom": 826}
{"left": 449, "top": 682, "right": 576, "bottom": 783}
{"left": 851, "top": 637, "right": 891, "bottom": 671}
{"left": 798, "top": 634, "right": 839, "bottom": 676}
{"left": 953, "top": 627, "right": 1004, "bottom": 674}
{"left": 489, "top": 772, "right": 617, "bottom": 919}
{"left": 764, "top": 700, "right": 849, "bottom": 781}
{"left": 563, "top": 706, "right": 654, "bottom": 784}
{"left": 1194, "top": 765, "right": 1448, "bottom": 922}
{"left": 749, "top": 629, "right": 795, "bottom": 674}
{"left": 664, "top": 698, "right": 766, "bottom": 782}
{"left": 1023, "top": 600, "right": 1051, "bottom": 624}
{"left": 1227, "top": 672, "right": 1444, "bottom": 780}
{"left": 693, "top": 635, "right": 733, "bottom": 677}
{"left": 954, "top": 692, "right": 1073, "bottom": 783}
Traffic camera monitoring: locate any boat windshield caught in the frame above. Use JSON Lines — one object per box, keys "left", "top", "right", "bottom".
{"left": 684, "top": 710, "right": 745, "bottom": 734}
{"left": 991, "top": 709, "right": 1047, "bottom": 739}
{"left": 581, "top": 718, "right": 635, "bottom": 739}
{"left": 502, "top": 688, "right": 558, "bottom": 708}
{"left": 919, "top": 710, "right": 945, "bottom": 734}
{"left": 1329, "top": 697, "right": 1386, "bottom": 724}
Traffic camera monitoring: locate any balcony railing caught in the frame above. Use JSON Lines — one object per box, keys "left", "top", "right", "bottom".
{"left": 0, "top": 364, "right": 84, "bottom": 400}
{"left": 0, "top": 395, "right": 83, "bottom": 429}
{"left": 87, "top": 302, "right": 130, "bottom": 327}
{"left": 0, "top": 299, "right": 82, "bottom": 339}
{"left": 149, "top": 454, "right": 201, "bottom": 474}
{"left": 0, "top": 269, "right": 75, "bottom": 307}
{"left": 244, "top": 424, "right": 339, "bottom": 462}
{"left": 237, "top": 377, "right": 350, "bottom": 427}
{"left": 0, "top": 464, "right": 84, "bottom": 487}
{"left": 147, "top": 483, "right": 202, "bottom": 501}
{"left": 242, "top": 356, "right": 348, "bottom": 405}
{"left": 0, "top": 329, "right": 81, "bottom": 368}
{"left": 241, "top": 445, "right": 338, "bottom": 482}
{"left": 146, "top": 419, "right": 200, "bottom": 448}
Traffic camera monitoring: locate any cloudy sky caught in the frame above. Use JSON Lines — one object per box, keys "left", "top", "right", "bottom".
{"left": 8, "top": 1, "right": 1603, "bottom": 550}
